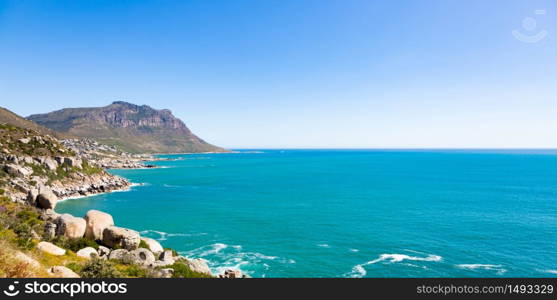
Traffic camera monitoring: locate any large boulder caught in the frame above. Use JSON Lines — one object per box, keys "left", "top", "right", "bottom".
{"left": 64, "top": 157, "right": 82, "bottom": 169}
{"left": 185, "top": 258, "right": 212, "bottom": 276}
{"left": 129, "top": 248, "right": 156, "bottom": 266}
{"left": 56, "top": 214, "right": 86, "bottom": 238}
{"left": 151, "top": 249, "right": 176, "bottom": 268}
{"left": 37, "top": 189, "right": 58, "bottom": 210}
{"left": 98, "top": 246, "right": 111, "bottom": 259}
{"left": 102, "top": 226, "right": 140, "bottom": 250}
{"left": 26, "top": 189, "right": 39, "bottom": 206}
{"left": 84, "top": 210, "right": 114, "bottom": 241}
{"left": 37, "top": 241, "right": 66, "bottom": 256}
{"left": 40, "top": 209, "right": 60, "bottom": 223}
{"left": 43, "top": 158, "right": 58, "bottom": 171}
{"left": 76, "top": 247, "right": 99, "bottom": 259}
{"left": 141, "top": 237, "right": 164, "bottom": 254}
{"left": 4, "top": 164, "right": 33, "bottom": 177}
{"left": 43, "top": 222, "right": 57, "bottom": 239}
{"left": 48, "top": 266, "right": 80, "bottom": 278}
{"left": 160, "top": 250, "right": 175, "bottom": 264}
{"left": 108, "top": 249, "right": 133, "bottom": 263}
{"left": 218, "top": 269, "right": 244, "bottom": 278}
{"left": 156, "top": 268, "right": 174, "bottom": 278}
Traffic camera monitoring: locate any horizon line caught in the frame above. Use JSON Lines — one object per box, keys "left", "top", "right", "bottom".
{"left": 225, "top": 147, "right": 557, "bottom": 150}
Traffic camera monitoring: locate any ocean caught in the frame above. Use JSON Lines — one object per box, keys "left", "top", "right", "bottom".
{"left": 56, "top": 150, "right": 557, "bottom": 278}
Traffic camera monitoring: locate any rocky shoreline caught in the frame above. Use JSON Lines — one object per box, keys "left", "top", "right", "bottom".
{"left": 1, "top": 124, "right": 246, "bottom": 278}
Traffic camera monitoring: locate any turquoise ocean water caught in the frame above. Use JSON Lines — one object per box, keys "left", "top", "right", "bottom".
{"left": 56, "top": 150, "right": 557, "bottom": 278}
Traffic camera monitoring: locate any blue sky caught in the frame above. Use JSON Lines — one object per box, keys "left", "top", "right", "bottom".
{"left": 0, "top": 0, "right": 555, "bottom": 148}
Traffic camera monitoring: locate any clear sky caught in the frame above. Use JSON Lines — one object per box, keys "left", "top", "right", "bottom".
{"left": 0, "top": 0, "right": 555, "bottom": 148}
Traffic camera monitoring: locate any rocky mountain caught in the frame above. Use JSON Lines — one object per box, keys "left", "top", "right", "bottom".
{"left": 28, "top": 101, "right": 227, "bottom": 154}
{"left": 0, "top": 107, "right": 70, "bottom": 139}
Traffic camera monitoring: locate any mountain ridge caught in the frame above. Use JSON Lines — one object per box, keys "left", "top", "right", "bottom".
{"left": 0, "top": 107, "right": 72, "bottom": 139}
{"left": 28, "top": 101, "right": 227, "bottom": 154}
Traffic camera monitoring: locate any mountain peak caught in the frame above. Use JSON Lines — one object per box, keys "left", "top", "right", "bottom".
{"left": 28, "top": 103, "right": 226, "bottom": 154}
{"left": 111, "top": 101, "right": 136, "bottom": 107}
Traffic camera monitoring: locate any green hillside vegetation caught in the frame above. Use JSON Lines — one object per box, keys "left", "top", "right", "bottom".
{"left": 0, "top": 107, "right": 70, "bottom": 139}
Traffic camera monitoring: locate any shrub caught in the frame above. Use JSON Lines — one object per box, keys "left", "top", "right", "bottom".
{"left": 117, "top": 264, "right": 149, "bottom": 278}
{"left": 52, "top": 237, "right": 99, "bottom": 252}
{"left": 0, "top": 188, "right": 4, "bottom": 195}
{"left": 17, "top": 210, "right": 41, "bottom": 227}
{"left": 81, "top": 160, "right": 103, "bottom": 175}
{"left": 12, "top": 223, "right": 35, "bottom": 250}
{"left": 0, "top": 203, "right": 43, "bottom": 250}
{"left": 167, "top": 262, "right": 213, "bottom": 278}
{"left": 80, "top": 258, "right": 120, "bottom": 278}
{"left": 138, "top": 240, "right": 150, "bottom": 250}
{"left": 65, "top": 262, "right": 83, "bottom": 274}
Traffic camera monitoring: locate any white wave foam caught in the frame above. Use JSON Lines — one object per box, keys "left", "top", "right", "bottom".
{"left": 200, "top": 243, "right": 228, "bottom": 256}
{"left": 163, "top": 184, "right": 182, "bottom": 188}
{"left": 349, "top": 249, "right": 360, "bottom": 253}
{"left": 139, "top": 229, "right": 205, "bottom": 241}
{"left": 368, "top": 253, "right": 442, "bottom": 264}
{"left": 317, "top": 244, "right": 330, "bottom": 248}
{"left": 541, "top": 269, "right": 557, "bottom": 274}
{"left": 181, "top": 243, "right": 289, "bottom": 277}
{"left": 348, "top": 265, "right": 367, "bottom": 278}
{"left": 456, "top": 264, "right": 507, "bottom": 275}
{"left": 345, "top": 252, "right": 442, "bottom": 278}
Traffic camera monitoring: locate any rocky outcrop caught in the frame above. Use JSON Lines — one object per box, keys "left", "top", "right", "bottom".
{"left": 152, "top": 249, "right": 175, "bottom": 267}
{"left": 56, "top": 214, "right": 86, "bottom": 238}
{"left": 48, "top": 172, "right": 130, "bottom": 200}
{"left": 130, "top": 248, "right": 156, "bottom": 266}
{"left": 4, "top": 164, "right": 33, "bottom": 177}
{"left": 1, "top": 152, "right": 131, "bottom": 206}
{"left": 218, "top": 269, "right": 244, "bottom": 279}
{"left": 64, "top": 157, "right": 82, "bottom": 169}
{"left": 44, "top": 157, "right": 58, "bottom": 171}
{"left": 141, "top": 237, "right": 164, "bottom": 254}
{"left": 84, "top": 210, "right": 114, "bottom": 241}
{"left": 185, "top": 258, "right": 212, "bottom": 275}
{"left": 76, "top": 247, "right": 99, "bottom": 259}
{"left": 108, "top": 249, "right": 133, "bottom": 263}
{"left": 26, "top": 189, "right": 39, "bottom": 206}
{"left": 102, "top": 226, "right": 140, "bottom": 250}
{"left": 36, "top": 189, "right": 58, "bottom": 210}
{"left": 155, "top": 268, "right": 174, "bottom": 278}
{"left": 37, "top": 241, "right": 66, "bottom": 256}
{"left": 43, "top": 222, "right": 57, "bottom": 239}
{"left": 59, "top": 138, "right": 157, "bottom": 169}
{"left": 97, "top": 246, "right": 111, "bottom": 259}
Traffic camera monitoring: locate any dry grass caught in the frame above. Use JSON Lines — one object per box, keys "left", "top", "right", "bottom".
{"left": 0, "top": 240, "right": 43, "bottom": 278}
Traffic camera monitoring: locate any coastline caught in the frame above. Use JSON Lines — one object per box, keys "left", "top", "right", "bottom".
{"left": 54, "top": 182, "right": 140, "bottom": 203}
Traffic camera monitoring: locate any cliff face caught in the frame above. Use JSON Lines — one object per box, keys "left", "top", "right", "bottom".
{"left": 28, "top": 101, "right": 227, "bottom": 154}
